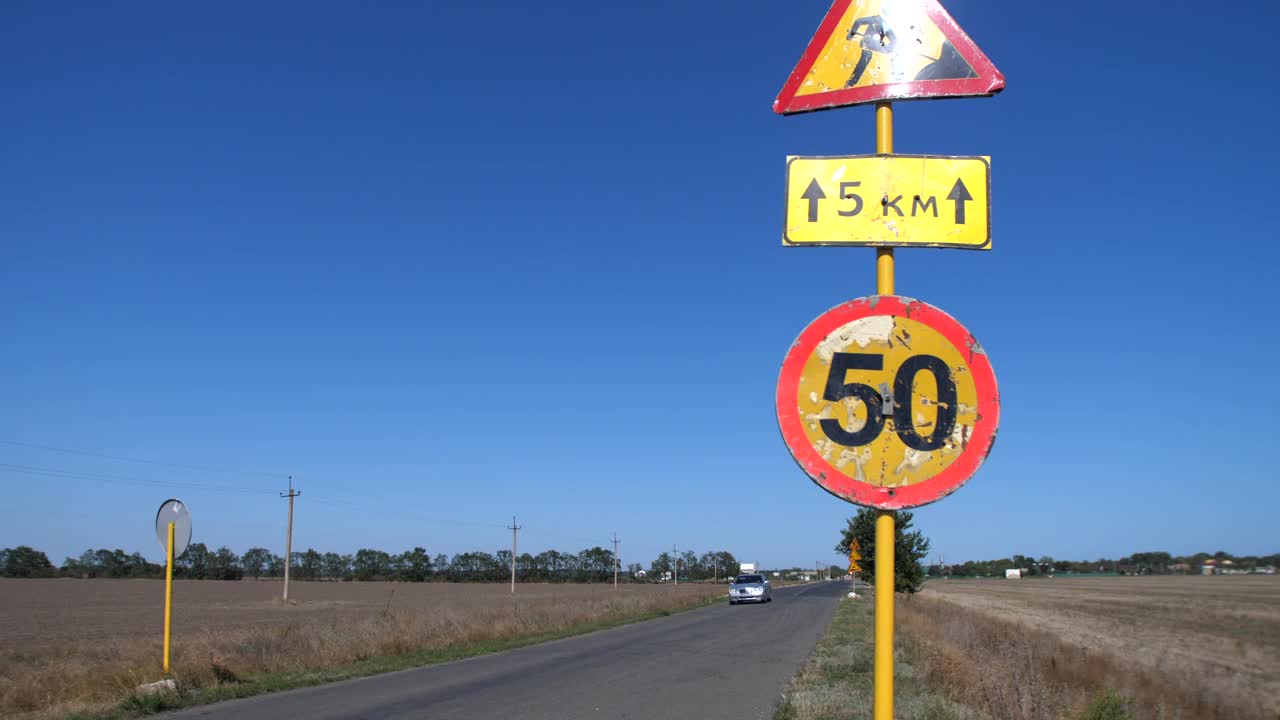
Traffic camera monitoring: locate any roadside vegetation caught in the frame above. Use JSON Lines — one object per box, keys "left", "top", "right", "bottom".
{"left": 773, "top": 594, "right": 981, "bottom": 720}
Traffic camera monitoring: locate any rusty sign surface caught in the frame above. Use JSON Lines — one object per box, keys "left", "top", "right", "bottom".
{"left": 785, "top": 154, "right": 990, "bottom": 248}
{"left": 776, "top": 296, "right": 999, "bottom": 509}
{"left": 774, "top": 0, "right": 1004, "bottom": 115}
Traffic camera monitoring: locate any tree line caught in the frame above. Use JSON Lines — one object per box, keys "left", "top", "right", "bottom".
{"left": 0, "top": 544, "right": 741, "bottom": 583}
{"left": 933, "top": 550, "right": 1280, "bottom": 578}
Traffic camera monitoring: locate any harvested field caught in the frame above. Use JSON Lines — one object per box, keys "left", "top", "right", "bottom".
{"left": 0, "top": 579, "right": 722, "bottom": 718}
{"left": 899, "top": 575, "right": 1280, "bottom": 720}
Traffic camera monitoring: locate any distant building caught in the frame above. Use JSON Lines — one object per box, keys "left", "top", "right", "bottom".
{"left": 1005, "top": 569, "right": 1022, "bottom": 579}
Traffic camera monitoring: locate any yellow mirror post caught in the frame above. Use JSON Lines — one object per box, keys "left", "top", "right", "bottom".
{"left": 163, "top": 520, "right": 174, "bottom": 673}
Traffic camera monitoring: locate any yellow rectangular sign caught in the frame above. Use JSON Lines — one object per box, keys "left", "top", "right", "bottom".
{"left": 784, "top": 154, "right": 990, "bottom": 249}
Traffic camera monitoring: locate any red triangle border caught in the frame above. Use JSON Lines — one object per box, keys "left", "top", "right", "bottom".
{"left": 774, "top": 0, "right": 1005, "bottom": 115}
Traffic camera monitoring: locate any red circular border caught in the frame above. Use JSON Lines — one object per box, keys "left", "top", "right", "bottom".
{"left": 776, "top": 296, "right": 999, "bottom": 509}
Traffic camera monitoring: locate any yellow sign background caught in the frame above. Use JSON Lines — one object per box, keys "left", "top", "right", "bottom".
{"left": 785, "top": 155, "right": 989, "bottom": 248}
{"left": 796, "top": 315, "right": 979, "bottom": 488}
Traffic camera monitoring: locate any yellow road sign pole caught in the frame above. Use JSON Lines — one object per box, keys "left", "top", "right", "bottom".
{"left": 873, "top": 100, "right": 895, "bottom": 720}
{"left": 163, "top": 520, "right": 174, "bottom": 673}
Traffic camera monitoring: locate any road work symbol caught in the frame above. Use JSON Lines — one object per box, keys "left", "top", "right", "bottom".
{"left": 774, "top": 0, "right": 1005, "bottom": 114}
{"left": 776, "top": 296, "right": 999, "bottom": 510}
{"left": 846, "top": 16, "right": 897, "bottom": 87}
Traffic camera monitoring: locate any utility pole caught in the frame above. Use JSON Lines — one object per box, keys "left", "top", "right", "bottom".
{"left": 508, "top": 516, "right": 521, "bottom": 594}
{"left": 612, "top": 532, "right": 620, "bottom": 589}
{"left": 673, "top": 544, "right": 678, "bottom": 585}
{"left": 281, "top": 476, "right": 300, "bottom": 603}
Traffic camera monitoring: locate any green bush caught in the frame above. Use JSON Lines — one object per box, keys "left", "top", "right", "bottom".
{"left": 1078, "top": 690, "right": 1133, "bottom": 720}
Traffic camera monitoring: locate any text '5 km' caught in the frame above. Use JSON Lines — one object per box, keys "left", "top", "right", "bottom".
{"left": 784, "top": 155, "right": 990, "bottom": 249}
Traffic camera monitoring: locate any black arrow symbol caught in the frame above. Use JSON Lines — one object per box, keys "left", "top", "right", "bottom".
{"left": 801, "top": 178, "right": 826, "bottom": 223}
{"left": 947, "top": 178, "right": 973, "bottom": 224}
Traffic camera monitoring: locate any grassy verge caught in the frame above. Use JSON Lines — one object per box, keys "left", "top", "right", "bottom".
{"left": 37, "top": 590, "right": 721, "bottom": 720}
{"left": 773, "top": 593, "right": 983, "bottom": 720}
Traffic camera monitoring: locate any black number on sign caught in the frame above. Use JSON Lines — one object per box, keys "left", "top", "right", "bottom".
{"left": 819, "top": 352, "right": 959, "bottom": 450}
{"left": 893, "top": 355, "right": 958, "bottom": 451}
{"left": 820, "top": 352, "right": 885, "bottom": 447}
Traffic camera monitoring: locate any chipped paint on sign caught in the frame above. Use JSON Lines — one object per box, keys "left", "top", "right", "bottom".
{"left": 776, "top": 296, "right": 999, "bottom": 509}
{"left": 774, "top": 0, "right": 1004, "bottom": 114}
{"left": 784, "top": 155, "right": 990, "bottom": 248}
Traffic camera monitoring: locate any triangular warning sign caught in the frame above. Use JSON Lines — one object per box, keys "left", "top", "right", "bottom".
{"left": 774, "top": 0, "right": 1004, "bottom": 114}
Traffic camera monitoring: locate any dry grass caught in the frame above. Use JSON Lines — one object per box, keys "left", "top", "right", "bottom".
{"left": 898, "top": 576, "right": 1280, "bottom": 720}
{"left": 0, "top": 579, "right": 721, "bottom": 718}
{"left": 775, "top": 593, "right": 982, "bottom": 720}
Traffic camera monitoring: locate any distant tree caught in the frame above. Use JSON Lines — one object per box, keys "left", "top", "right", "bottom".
{"left": 397, "top": 547, "right": 433, "bottom": 582}
{"left": 627, "top": 562, "right": 644, "bottom": 579}
{"left": 241, "top": 548, "right": 272, "bottom": 579}
{"left": 267, "top": 553, "right": 285, "bottom": 578}
{"left": 61, "top": 552, "right": 92, "bottom": 578}
{"left": 299, "top": 549, "right": 323, "bottom": 580}
{"left": 2, "top": 546, "right": 56, "bottom": 578}
{"left": 447, "top": 551, "right": 500, "bottom": 582}
{"left": 354, "top": 548, "right": 394, "bottom": 581}
{"left": 533, "top": 550, "right": 568, "bottom": 582}
{"left": 432, "top": 554, "right": 450, "bottom": 580}
{"left": 179, "top": 543, "right": 210, "bottom": 579}
{"left": 678, "top": 550, "right": 699, "bottom": 580}
{"left": 649, "top": 552, "right": 673, "bottom": 579}
{"left": 209, "top": 546, "right": 243, "bottom": 580}
{"left": 126, "top": 552, "right": 159, "bottom": 577}
{"left": 323, "top": 552, "right": 352, "bottom": 581}
{"left": 517, "top": 552, "right": 535, "bottom": 580}
{"left": 494, "top": 550, "right": 513, "bottom": 581}
{"left": 835, "top": 508, "right": 931, "bottom": 594}
{"left": 575, "top": 547, "right": 612, "bottom": 582}
{"left": 699, "top": 551, "right": 739, "bottom": 580}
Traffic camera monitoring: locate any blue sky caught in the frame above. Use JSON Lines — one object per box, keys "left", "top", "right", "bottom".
{"left": 3, "top": 1, "right": 1278, "bottom": 569}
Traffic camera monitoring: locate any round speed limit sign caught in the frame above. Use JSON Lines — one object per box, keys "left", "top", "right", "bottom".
{"left": 776, "top": 296, "right": 999, "bottom": 509}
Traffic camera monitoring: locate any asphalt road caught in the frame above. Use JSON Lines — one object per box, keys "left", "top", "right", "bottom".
{"left": 168, "top": 580, "right": 849, "bottom": 720}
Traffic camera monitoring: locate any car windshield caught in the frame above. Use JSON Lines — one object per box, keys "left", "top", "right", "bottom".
{"left": 734, "top": 575, "right": 764, "bottom": 584}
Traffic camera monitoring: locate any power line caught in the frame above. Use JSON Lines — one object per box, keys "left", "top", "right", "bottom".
{"left": 0, "top": 439, "right": 290, "bottom": 479}
{"left": 0, "top": 462, "right": 275, "bottom": 496}
{"left": 307, "top": 496, "right": 508, "bottom": 530}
